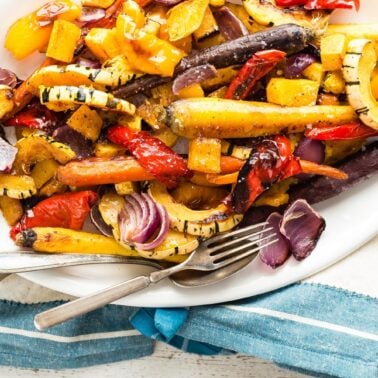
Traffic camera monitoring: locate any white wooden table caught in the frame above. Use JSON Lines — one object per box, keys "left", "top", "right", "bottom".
{"left": 0, "top": 342, "right": 306, "bottom": 378}
{"left": 0, "top": 275, "right": 307, "bottom": 378}
{"left": 0, "top": 343, "right": 305, "bottom": 378}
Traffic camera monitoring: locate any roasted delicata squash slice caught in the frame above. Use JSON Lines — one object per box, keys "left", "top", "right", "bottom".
{"left": 98, "top": 191, "right": 126, "bottom": 233}
{"left": 0, "top": 174, "right": 36, "bottom": 199}
{"left": 342, "top": 38, "right": 378, "bottom": 130}
{"left": 13, "top": 134, "right": 76, "bottom": 174}
{"left": 0, "top": 196, "right": 23, "bottom": 226}
{"left": 171, "top": 182, "right": 228, "bottom": 210}
{"left": 242, "top": 0, "right": 329, "bottom": 29}
{"left": 28, "top": 56, "right": 140, "bottom": 92}
{"left": 39, "top": 85, "right": 136, "bottom": 114}
{"left": 0, "top": 85, "right": 14, "bottom": 120}
{"left": 98, "top": 191, "right": 199, "bottom": 259}
{"left": 149, "top": 181, "right": 243, "bottom": 237}
{"left": 136, "top": 231, "right": 199, "bottom": 260}
{"left": 221, "top": 140, "right": 252, "bottom": 160}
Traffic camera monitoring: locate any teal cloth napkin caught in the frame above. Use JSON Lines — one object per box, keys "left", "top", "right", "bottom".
{"left": 0, "top": 281, "right": 376, "bottom": 377}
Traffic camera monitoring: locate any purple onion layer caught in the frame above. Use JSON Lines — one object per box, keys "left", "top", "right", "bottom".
{"left": 284, "top": 53, "right": 317, "bottom": 79}
{"left": 213, "top": 7, "right": 249, "bottom": 41}
{"left": 280, "top": 199, "right": 326, "bottom": 261}
{"left": 0, "top": 68, "right": 18, "bottom": 88}
{"left": 78, "top": 7, "right": 106, "bottom": 23}
{"left": 259, "top": 212, "right": 291, "bottom": 269}
{"left": 52, "top": 125, "right": 92, "bottom": 159}
{"left": 172, "top": 64, "right": 217, "bottom": 95}
{"left": 294, "top": 137, "right": 325, "bottom": 165}
{"left": 0, "top": 136, "right": 17, "bottom": 173}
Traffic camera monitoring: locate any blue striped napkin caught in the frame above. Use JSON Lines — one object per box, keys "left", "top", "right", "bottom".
{"left": 0, "top": 237, "right": 377, "bottom": 377}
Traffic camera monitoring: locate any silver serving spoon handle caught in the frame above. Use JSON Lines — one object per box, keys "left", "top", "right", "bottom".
{"left": 0, "top": 251, "right": 256, "bottom": 288}
{"left": 0, "top": 251, "right": 162, "bottom": 273}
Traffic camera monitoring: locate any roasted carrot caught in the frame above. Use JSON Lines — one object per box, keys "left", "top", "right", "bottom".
{"left": 58, "top": 155, "right": 245, "bottom": 187}
{"left": 300, "top": 160, "right": 348, "bottom": 180}
{"left": 206, "top": 160, "right": 348, "bottom": 186}
{"left": 206, "top": 172, "right": 239, "bottom": 185}
{"left": 135, "top": 0, "right": 153, "bottom": 8}
{"left": 114, "top": 24, "right": 313, "bottom": 98}
{"left": 219, "top": 156, "right": 245, "bottom": 173}
{"left": 57, "top": 156, "right": 155, "bottom": 186}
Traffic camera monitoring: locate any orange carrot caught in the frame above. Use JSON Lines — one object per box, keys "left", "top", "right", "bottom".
{"left": 219, "top": 156, "right": 245, "bottom": 173}
{"left": 135, "top": 0, "right": 153, "bottom": 8}
{"left": 300, "top": 160, "right": 348, "bottom": 180}
{"left": 206, "top": 160, "right": 349, "bottom": 185}
{"left": 58, "top": 155, "right": 246, "bottom": 187}
{"left": 58, "top": 153, "right": 348, "bottom": 188}
{"left": 206, "top": 172, "right": 239, "bottom": 185}
{"left": 57, "top": 157, "right": 155, "bottom": 186}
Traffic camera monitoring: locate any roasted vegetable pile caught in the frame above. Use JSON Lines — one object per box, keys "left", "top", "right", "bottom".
{"left": 0, "top": 0, "right": 377, "bottom": 267}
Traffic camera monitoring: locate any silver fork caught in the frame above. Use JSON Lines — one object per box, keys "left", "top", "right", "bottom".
{"left": 34, "top": 222, "right": 277, "bottom": 330}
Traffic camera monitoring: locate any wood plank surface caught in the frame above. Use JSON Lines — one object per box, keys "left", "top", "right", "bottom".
{"left": 0, "top": 342, "right": 307, "bottom": 378}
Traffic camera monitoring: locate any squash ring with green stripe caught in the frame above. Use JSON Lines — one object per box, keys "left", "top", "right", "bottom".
{"left": 148, "top": 181, "right": 243, "bottom": 238}
{"left": 343, "top": 38, "right": 378, "bottom": 130}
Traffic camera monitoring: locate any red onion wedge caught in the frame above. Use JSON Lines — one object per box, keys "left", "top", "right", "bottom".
{"left": 119, "top": 193, "right": 169, "bottom": 251}
{"left": 172, "top": 64, "right": 217, "bottom": 95}
{"left": 52, "top": 126, "right": 93, "bottom": 159}
{"left": 121, "top": 202, "right": 138, "bottom": 241}
{"left": 0, "top": 68, "right": 18, "bottom": 88}
{"left": 259, "top": 213, "right": 290, "bottom": 269}
{"left": 78, "top": 7, "right": 106, "bottom": 23}
{"left": 284, "top": 53, "right": 317, "bottom": 79}
{"left": 294, "top": 137, "right": 325, "bottom": 165}
{"left": 134, "top": 203, "right": 169, "bottom": 251}
{"left": 172, "top": 137, "right": 189, "bottom": 155}
{"left": 74, "top": 57, "right": 101, "bottom": 69}
{"left": 213, "top": 7, "right": 249, "bottom": 41}
{"left": 128, "top": 193, "right": 159, "bottom": 243}
{"left": 35, "top": 1, "right": 69, "bottom": 26}
{"left": 294, "top": 137, "right": 325, "bottom": 180}
{"left": 0, "top": 136, "right": 17, "bottom": 173}
{"left": 280, "top": 199, "right": 326, "bottom": 261}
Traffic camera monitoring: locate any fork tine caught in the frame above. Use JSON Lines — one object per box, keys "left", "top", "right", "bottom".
{"left": 212, "top": 233, "right": 276, "bottom": 262}
{"left": 209, "top": 227, "right": 273, "bottom": 254}
{"left": 213, "top": 238, "right": 278, "bottom": 269}
{"left": 203, "top": 222, "right": 268, "bottom": 247}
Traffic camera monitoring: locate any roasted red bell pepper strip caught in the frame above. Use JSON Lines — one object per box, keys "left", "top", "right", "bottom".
{"left": 305, "top": 122, "right": 378, "bottom": 140}
{"left": 5, "top": 101, "right": 58, "bottom": 131}
{"left": 10, "top": 191, "right": 97, "bottom": 240}
{"left": 227, "top": 135, "right": 302, "bottom": 213}
{"left": 276, "top": 0, "right": 308, "bottom": 6}
{"left": 107, "top": 126, "right": 192, "bottom": 189}
{"left": 304, "top": 0, "right": 359, "bottom": 9}
{"left": 225, "top": 50, "right": 286, "bottom": 100}
{"left": 276, "top": 0, "right": 359, "bottom": 10}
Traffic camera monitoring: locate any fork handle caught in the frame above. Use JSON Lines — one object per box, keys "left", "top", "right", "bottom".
{"left": 34, "top": 263, "right": 184, "bottom": 330}
{"left": 34, "top": 275, "right": 151, "bottom": 330}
